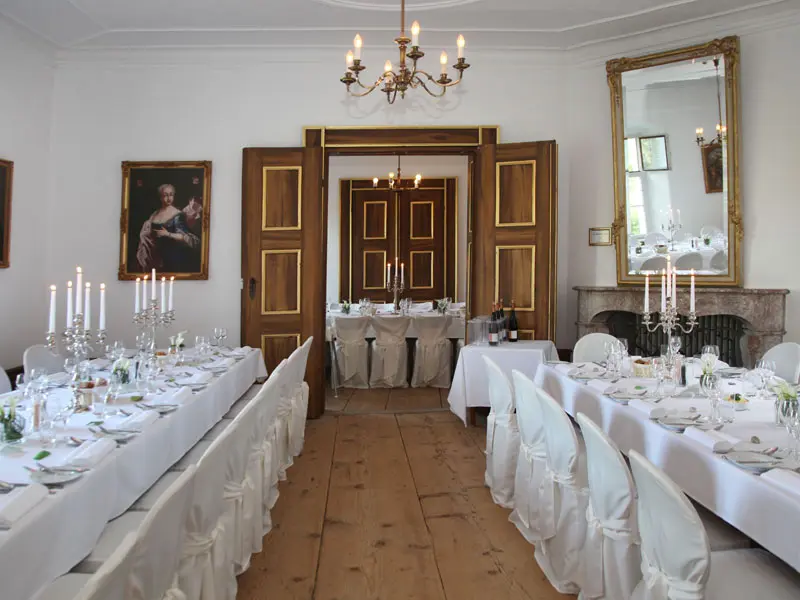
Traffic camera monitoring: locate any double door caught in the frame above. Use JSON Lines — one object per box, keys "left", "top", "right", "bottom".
{"left": 339, "top": 178, "right": 456, "bottom": 303}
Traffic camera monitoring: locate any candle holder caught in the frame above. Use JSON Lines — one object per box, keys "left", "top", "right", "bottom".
{"left": 133, "top": 299, "right": 175, "bottom": 357}
{"left": 46, "top": 314, "right": 106, "bottom": 360}
{"left": 386, "top": 273, "right": 405, "bottom": 312}
{"left": 662, "top": 219, "right": 682, "bottom": 250}
{"left": 642, "top": 296, "right": 698, "bottom": 366}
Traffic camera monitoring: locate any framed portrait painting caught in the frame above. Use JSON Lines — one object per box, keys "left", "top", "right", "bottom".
{"left": 701, "top": 142, "right": 723, "bottom": 194}
{"left": 118, "top": 161, "right": 211, "bottom": 280}
{"left": 0, "top": 159, "right": 12, "bottom": 269}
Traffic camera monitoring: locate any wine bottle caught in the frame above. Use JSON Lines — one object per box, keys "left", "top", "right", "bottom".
{"left": 508, "top": 300, "right": 519, "bottom": 342}
{"left": 498, "top": 298, "right": 506, "bottom": 341}
{"left": 488, "top": 303, "right": 499, "bottom": 346}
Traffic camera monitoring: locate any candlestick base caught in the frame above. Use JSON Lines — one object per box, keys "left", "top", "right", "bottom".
{"left": 386, "top": 275, "right": 405, "bottom": 312}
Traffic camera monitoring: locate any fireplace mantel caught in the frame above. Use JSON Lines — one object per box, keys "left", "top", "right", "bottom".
{"left": 575, "top": 286, "right": 789, "bottom": 365}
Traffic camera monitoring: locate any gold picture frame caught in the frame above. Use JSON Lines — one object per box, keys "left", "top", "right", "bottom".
{"left": 589, "top": 227, "right": 612, "bottom": 246}
{"left": 0, "top": 159, "right": 13, "bottom": 269}
{"left": 118, "top": 161, "right": 211, "bottom": 280}
{"left": 607, "top": 36, "right": 741, "bottom": 287}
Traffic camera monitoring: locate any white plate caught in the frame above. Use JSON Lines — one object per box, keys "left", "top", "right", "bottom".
{"left": 656, "top": 416, "right": 703, "bottom": 432}
{"left": 90, "top": 429, "right": 136, "bottom": 443}
{"left": 718, "top": 367, "right": 747, "bottom": 379}
{"left": 29, "top": 470, "right": 83, "bottom": 485}
{"left": 723, "top": 451, "right": 780, "bottom": 474}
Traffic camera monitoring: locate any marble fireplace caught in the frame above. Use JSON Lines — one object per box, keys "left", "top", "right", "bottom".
{"left": 575, "top": 287, "right": 789, "bottom": 367}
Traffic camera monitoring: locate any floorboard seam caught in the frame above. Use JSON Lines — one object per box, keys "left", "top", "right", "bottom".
{"left": 310, "top": 416, "right": 340, "bottom": 600}
{"left": 395, "top": 414, "right": 451, "bottom": 600}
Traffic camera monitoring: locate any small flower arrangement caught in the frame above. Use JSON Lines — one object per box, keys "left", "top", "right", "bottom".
{"left": 774, "top": 380, "right": 797, "bottom": 402}
{"left": 0, "top": 399, "right": 24, "bottom": 442}
{"left": 702, "top": 234, "right": 712, "bottom": 246}
{"left": 436, "top": 298, "right": 449, "bottom": 314}
{"left": 112, "top": 357, "right": 131, "bottom": 385}
{"left": 170, "top": 330, "right": 188, "bottom": 349}
{"left": 341, "top": 300, "right": 351, "bottom": 315}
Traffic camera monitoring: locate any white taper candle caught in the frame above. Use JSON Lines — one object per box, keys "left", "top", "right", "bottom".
{"left": 48, "top": 285, "right": 56, "bottom": 333}
{"left": 135, "top": 278, "right": 141, "bottom": 314}
{"left": 690, "top": 269, "right": 696, "bottom": 312}
{"left": 644, "top": 274, "right": 649, "bottom": 313}
{"left": 169, "top": 276, "right": 174, "bottom": 311}
{"left": 99, "top": 283, "right": 106, "bottom": 330}
{"left": 161, "top": 277, "right": 166, "bottom": 314}
{"left": 151, "top": 269, "right": 156, "bottom": 300}
{"left": 84, "top": 283, "right": 92, "bottom": 329}
{"left": 661, "top": 270, "right": 666, "bottom": 313}
{"left": 66, "top": 281, "right": 73, "bottom": 327}
{"left": 142, "top": 276, "right": 148, "bottom": 309}
{"left": 75, "top": 267, "right": 83, "bottom": 314}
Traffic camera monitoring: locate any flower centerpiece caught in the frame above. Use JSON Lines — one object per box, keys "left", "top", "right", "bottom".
{"left": 436, "top": 298, "right": 449, "bottom": 314}
{"left": 341, "top": 300, "right": 351, "bottom": 315}
{"left": 773, "top": 380, "right": 798, "bottom": 425}
{"left": 702, "top": 234, "right": 712, "bottom": 246}
{"left": 0, "top": 399, "right": 25, "bottom": 442}
{"left": 112, "top": 357, "right": 132, "bottom": 385}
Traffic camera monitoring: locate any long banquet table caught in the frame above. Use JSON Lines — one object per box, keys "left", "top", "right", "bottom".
{"left": 326, "top": 311, "right": 466, "bottom": 340}
{"left": 448, "top": 340, "right": 558, "bottom": 425}
{"left": 0, "top": 349, "right": 268, "bottom": 600}
{"left": 535, "top": 364, "right": 800, "bottom": 572}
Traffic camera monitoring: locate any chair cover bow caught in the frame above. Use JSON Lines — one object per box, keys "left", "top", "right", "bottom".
{"left": 641, "top": 552, "right": 705, "bottom": 600}
{"left": 582, "top": 503, "right": 636, "bottom": 598}
{"left": 184, "top": 522, "right": 225, "bottom": 557}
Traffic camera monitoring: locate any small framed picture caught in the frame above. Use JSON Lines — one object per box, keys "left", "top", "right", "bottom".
{"left": 589, "top": 227, "right": 612, "bottom": 246}
{"left": 639, "top": 135, "right": 670, "bottom": 171}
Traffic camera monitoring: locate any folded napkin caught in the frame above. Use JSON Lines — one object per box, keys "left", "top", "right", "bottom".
{"left": 119, "top": 410, "right": 160, "bottom": 431}
{"left": 207, "top": 357, "right": 235, "bottom": 370}
{"left": 629, "top": 399, "right": 666, "bottom": 419}
{"left": 63, "top": 438, "right": 117, "bottom": 468}
{"left": 160, "top": 387, "right": 192, "bottom": 405}
{"left": 683, "top": 427, "right": 740, "bottom": 453}
{"left": 761, "top": 469, "right": 800, "bottom": 499}
{"left": 228, "top": 346, "right": 252, "bottom": 356}
{"left": 177, "top": 371, "right": 213, "bottom": 385}
{"left": 0, "top": 484, "right": 49, "bottom": 529}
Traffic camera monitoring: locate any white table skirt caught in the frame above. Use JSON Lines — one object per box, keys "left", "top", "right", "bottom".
{"left": 535, "top": 365, "right": 800, "bottom": 572}
{"left": 0, "top": 349, "right": 268, "bottom": 600}
{"left": 448, "top": 340, "right": 558, "bottom": 424}
{"left": 326, "top": 312, "right": 465, "bottom": 341}
{"left": 628, "top": 244, "right": 722, "bottom": 272}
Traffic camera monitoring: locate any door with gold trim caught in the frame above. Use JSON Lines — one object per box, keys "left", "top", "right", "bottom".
{"left": 242, "top": 143, "right": 325, "bottom": 418}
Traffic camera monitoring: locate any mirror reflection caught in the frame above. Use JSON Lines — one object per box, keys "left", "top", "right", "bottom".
{"left": 622, "top": 55, "right": 729, "bottom": 276}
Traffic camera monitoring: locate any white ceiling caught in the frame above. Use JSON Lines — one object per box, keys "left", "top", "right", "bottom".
{"left": 0, "top": 0, "right": 797, "bottom": 50}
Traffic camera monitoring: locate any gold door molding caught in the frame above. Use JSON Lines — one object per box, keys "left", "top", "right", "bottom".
{"left": 363, "top": 200, "right": 388, "bottom": 240}
{"left": 410, "top": 200, "right": 435, "bottom": 240}
{"left": 494, "top": 245, "right": 535, "bottom": 311}
{"left": 410, "top": 250, "right": 435, "bottom": 290}
{"left": 262, "top": 166, "right": 302, "bottom": 231}
{"left": 261, "top": 249, "right": 302, "bottom": 315}
{"left": 496, "top": 160, "right": 536, "bottom": 227}
{"left": 362, "top": 250, "right": 388, "bottom": 290}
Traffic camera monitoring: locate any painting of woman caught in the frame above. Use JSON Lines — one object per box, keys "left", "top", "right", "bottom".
{"left": 119, "top": 161, "right": 211, "bottom": 280}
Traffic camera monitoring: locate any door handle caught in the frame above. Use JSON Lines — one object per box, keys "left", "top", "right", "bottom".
{"left": 249, "top": 278, "right": 257, "bottom": 300}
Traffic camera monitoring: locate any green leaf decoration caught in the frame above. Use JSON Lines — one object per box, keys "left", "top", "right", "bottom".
{"left": 33, "top": 450, "right": 51, "bottom": 460}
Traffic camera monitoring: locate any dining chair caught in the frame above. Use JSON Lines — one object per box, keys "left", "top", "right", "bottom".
{"left": 0, "top": 366, "right": 10, "bottom": 394}
{"left": 33, "top": 533, "right": 137, "bottom": 600}
{"left": 333, "top": 316, "right": 371, "bottom": 389}
{"left": 411, "top": 314, "right": 452, "bottom": 388}
{"left": 534, "top": 386, "right": 589, "bottom": 595}
{"left": 369, "top": 315, "right": 411, "bottom": 388}
{"left": 576, "top": 413, "right": 641, "bottom": 600}
{"left": 761, "top": 341, "right": 800, "bottom": 384}
{"left": 674, "top": 252, "right": 704, "bottom": 271}
{"left": 710, "top": 250, "right": 728, "bottom": 271}
{"left": 288, "top": 336, "right": 313, "bottom": 457}
{"left": 481, "top": 356, "right": 519, "bottom": 508}
{"left": 629, "top": 451, "right": 800, "bottom": 599}
{"left": 638, "top": 255, "right": 668, "bottom": 272}
{"left": 23, "top": 344, "right": 64, "bottom": 375}
{"left": 508, "top": 370, "right": 552, "bottom": 545}
{"left": 573, "top": 332, "right": 617, "bottom": 364}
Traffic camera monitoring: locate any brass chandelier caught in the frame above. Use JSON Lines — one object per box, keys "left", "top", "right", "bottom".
{"left": 373, "top": 156, "right": 422, "bottom": 190}
{"left": 340, "top": 0, "right": 469, "bottom": 103}
{"left": 695, "top": 57, "right": 727, "bottom": 147}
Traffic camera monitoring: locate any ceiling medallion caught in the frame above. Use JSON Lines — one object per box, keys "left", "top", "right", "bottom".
{"left": 340, "top": 0, "right": 469, "bottom": 103}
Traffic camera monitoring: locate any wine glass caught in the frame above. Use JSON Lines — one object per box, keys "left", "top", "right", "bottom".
{"left": 700, "top": 370, "right": 721, "bottom": 425}
{"left": 219, "top": 328, "right": 228, "bottom": 349}
{"left": 669, "top": 336, "right": 682, "bottom": 357}
{"left": 700, "top": 345, "right": 719, "bottom": 374}
{"left": 756, "top": 359, "right": 776, "bottom": 389}
{"left": 786, "top": 409, "right": 800, "bottom": 461}
{"left": 213, "top": 327, "right": 224, "bottom": 347}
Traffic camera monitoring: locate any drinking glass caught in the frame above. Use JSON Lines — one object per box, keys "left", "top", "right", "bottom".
{"left": 756, "top": 359, "right": 776, "bottom": 391}
{"left": 14, "top": 373, "right": 26, "bottom": 393}
{"left": 700, "top": 345, "right": 719, "bottom": 374}
{"left": 105, "top": 340, "right": 125, "bottom": 362}
{"left": 50, "top": 392, "right": 73, "bottom": 442}
{"left": 195, "top": 336, "right": 209, "bottom": 359}
{"left": 213, "top": 327, "right": 224, "bottom": 347}
{"left": 786, "top": 409, "right": 800, "bottom": 460}
{"left": 652, "top": 357, "right": 666, "bottom": 398}
{"left": 616, "top": 338, "right": 629, "bottom": 355}
{"left": 700, "top": 371, "right": 721, "bottom": 425}
{"left": 219, "top": 328, "right": 228, "bottom": 348}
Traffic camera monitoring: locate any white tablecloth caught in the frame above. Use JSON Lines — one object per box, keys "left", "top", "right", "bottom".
{"left": 535, "top": 365, "right": 800, "bottom": 572}
{"left": 448, "top": 340, "right": 558, "bottom": 424}
{"left": 628, "top": 242, "right": 723, "bottom": 272}
{"left": 326, "top": 312, "right": 465, "bottom": 341}
{"left": 0, "top": 349, "right": 268, "bottom": 600}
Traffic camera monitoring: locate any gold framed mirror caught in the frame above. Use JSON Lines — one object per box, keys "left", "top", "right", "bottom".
{"left": 607, "top": 36, "right": 741, "bottom": 286}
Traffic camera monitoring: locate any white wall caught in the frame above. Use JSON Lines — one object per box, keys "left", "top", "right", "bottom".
{"left": 43, "top": 50, "right": 571, "bottom": 353}
{"left": 326, "top": 155, "right": 468, "bottom": 303}
{"left": 0, "top": 16, "right": 54, "bottom": 369}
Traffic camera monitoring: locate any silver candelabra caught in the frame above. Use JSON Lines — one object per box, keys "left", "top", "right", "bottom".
{"left": 133, "top": 299, "right": 175, "bottom": 356}
{"left": 642, "top": 296, "right": 698, "bottom": 363}
{"left": 662, "top": 219, "right": 682, "bottom": 250}
{"left": 386, "top": 273, "right": 405, "bottom": 312}
{"left": 46, "top": 313, "right": 106, "bottom": 363}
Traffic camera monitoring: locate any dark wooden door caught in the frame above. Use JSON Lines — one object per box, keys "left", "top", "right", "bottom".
{"left": 340, "top": 178, "right": 456, "bottom": 303}
{"left": 472, "top": 139, "right": 558, "bottom": 341}
{"left": 242, "top": 140, "right": 325, "bottom": 418}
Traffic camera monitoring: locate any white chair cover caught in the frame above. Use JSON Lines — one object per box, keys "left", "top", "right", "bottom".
{"left": 674, "top": 252, "right": 703, "bottom": 271}
{"left": 762, "top": 342, "right": 800, "bottom": 384}
{"left": 333, "top": 316, "right": 371, "bottom": 388}
{"left": 508, "top": 370, "right": 552, "bottom": 544}
{"left": 481, "top": 356, "right": 519, "bottom": 508}
{"left": 629, "top": 451, "right": 710, "bottom": 600}
{"left": 288, "top": 337, "right": 313, "bottom": 457}
{"left": 129, "top": 466, "right": 196, "bottom": 600}
{"left": 178, "top": 423, "right": 236, "bottom": 600}
{"left": 573, "top": 332, "right": 617, "bottom": 364}
{"left": 710, "top": 250, "right": 728, "bottom": 271}
{"left": 0, "top": 367, "right": 10, "bottom": 394}
{"left": 23, "top": 344, "right": 64, "bottom": 376}
{"left": 274, "top": 363, "right": 295, "bottom": 479}
{"left": 73, "top": 533, "right": 137, "bottom": 600}
{"left": 369, "top": 316, "right": 410, "bottom": 388}
{"left": 639, "top": 256, "right": 668, "bottom": 272}
{"left": 534, "top": 386, "right": 588, "bottom": 595}
{"left": 576, "top": 413, "right": 640, "bottom": 600}
{"left": 411, "top": 315, "right": 452, "bottom": 388}
{"left": 263, "top": 360, "right": 288, "bottom": 513}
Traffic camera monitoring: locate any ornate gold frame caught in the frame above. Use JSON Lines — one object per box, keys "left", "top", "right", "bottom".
{"left": 118, "top": 160, "right": 212, "bottom": 280}
{"left": 607, "top": 36, "right": 741, "bottom": 286}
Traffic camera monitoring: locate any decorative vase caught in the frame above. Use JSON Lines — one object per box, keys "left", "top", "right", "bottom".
{"left": 2, "top": 416, "right": 25, "bottom": 443}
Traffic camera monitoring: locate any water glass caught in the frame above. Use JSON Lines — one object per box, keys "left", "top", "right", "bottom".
{"left": 756, "top": 359, "right": 776, "bottom": 389}
{"left": 786, "top": 409, "right": 800, "bottom": 460}
{"left": 219, "top": 328, "right": 228, "bottom": 348}
{"left": 213, "top": 327, "right": 224, "bottom": 347}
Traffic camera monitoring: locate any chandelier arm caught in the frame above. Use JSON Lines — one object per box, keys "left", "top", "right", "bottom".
{"left": 416, "top": 77, "right": 448, "bottom": 98}
{"left": 348, "top": 80, "right": 384, "bottom": 97}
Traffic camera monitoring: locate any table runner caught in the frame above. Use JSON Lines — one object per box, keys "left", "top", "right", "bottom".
{"left": 535, "top": 364, "right": 800, "bottom": 572}
{"left": 0, "top": 349, "right": 267, "bottom": 600}
{"left": 448, "top": 340, "right": 558, "bottom": 424}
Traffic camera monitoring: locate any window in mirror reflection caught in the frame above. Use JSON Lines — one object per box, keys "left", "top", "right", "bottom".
{"left": 622, "top": 56, "right": 729, "bottom": 276}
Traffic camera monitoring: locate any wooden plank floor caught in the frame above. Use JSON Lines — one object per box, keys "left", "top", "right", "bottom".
{"left": 325, "top": 387, "right": 449, "bottom": 414}
{"left": 238, "top": 401, "right": 571, "bottom": 600}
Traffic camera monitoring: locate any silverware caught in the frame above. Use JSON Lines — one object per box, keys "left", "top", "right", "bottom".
{"left": 0, "top": 481, "right": 25, "bottom": 493}
{"left": 99, "top": 425, "right": 139, "bottom": 434}
{"left": 34, "top": 462, "right": 89, "bottom": 474}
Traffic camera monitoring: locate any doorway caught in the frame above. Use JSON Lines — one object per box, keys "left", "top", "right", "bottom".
{"left": 242, "top": 126, "right": 558, "bottom": 419}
